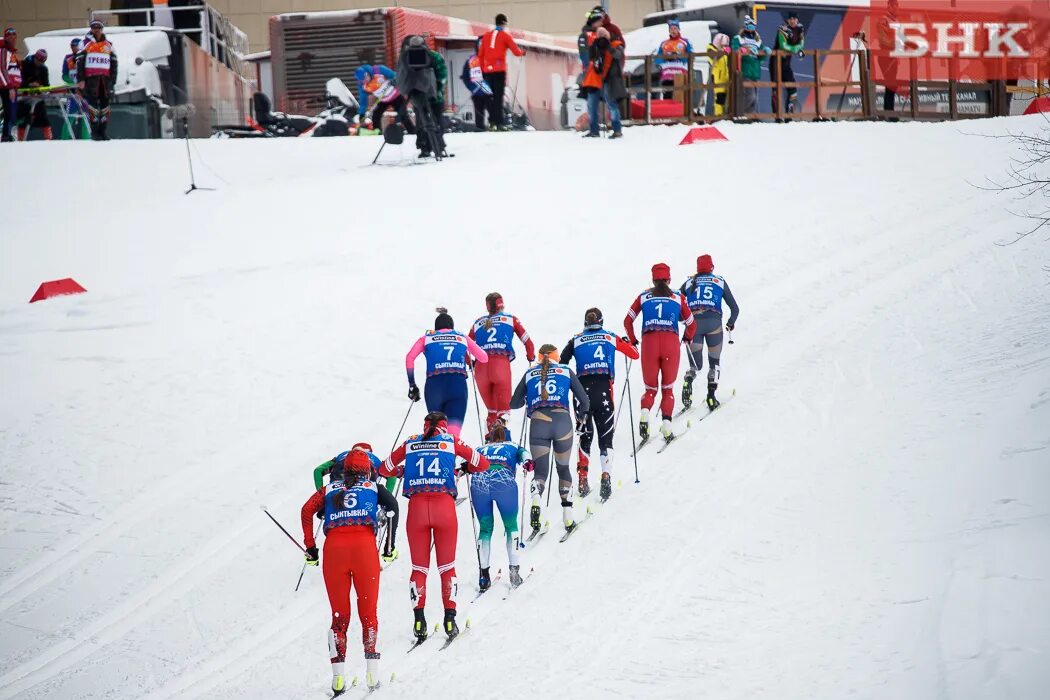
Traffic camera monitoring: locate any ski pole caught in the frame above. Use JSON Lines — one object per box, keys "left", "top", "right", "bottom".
{"left": 613, "top": 357, "right": 633, "bottom": 430}
{"left": 727, "top": 328, "right": 734, "bottom": 345}
{"left": 389, "top": 400, "right": 415, "bottom": 499}
{"left": 518, "top": 417, "right": 530, "bottom": 547}
{"left": 464, "top": 472, "right": 482, "bottom": 568}
{"left": 624, "top": 362, "right": 640, "bottom": 484}
{"left": 261, "top": 505, "right": 305, "bottom": 553}
{"left": 468, "top": 363, "right": 486, "bottom": 442}
{"left": 295, "top": 519, "right": 323, "bottom": 592}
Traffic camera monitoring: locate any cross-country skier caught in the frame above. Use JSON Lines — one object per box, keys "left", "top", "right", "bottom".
{"left": 405, "top": 309, "right": 489, "bottom": 438}
{"left": 300, "top": 450, "right": 383, "bottom": 694}
{"left": 560, "top": 308, "right": 639, "bottom": 499}
{"left": 510, "top": 344, "right": 590, "bottom": 536}
{"left": 624, "top": 263, "right": 696, "bottom": 443}
{"left": 472, "top": 419, "right": 532, "bottom": 590}
{"left": 469, "top": 292, "right": 535, "bottom": 430}
{"left": 313, "top": 443, "right": 400, "bottom": 564}
{"left": 680, "top": 254, "right": 739, "bottom": 410}
{"left": 379, "top": 411, "right": 489, "bottom": 642}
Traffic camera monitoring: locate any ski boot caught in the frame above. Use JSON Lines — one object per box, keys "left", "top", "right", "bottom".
{"left": 682, "top": 369, "right": 696, "bottom": 409}
{"left": 706, "top": 383, "right": 720, "bottom": 411}
{"left": 639, "top": 417, "right": 650, "bottom": 441}
{"left": 413, "top": 608, "right": 428, "bottom": 642}
{"left": 443, "top": 608, "right": 459, "bottom": 640}
{"left": 509, "top": 564, "right": 524, "bottom": 587}
{"left": 578, "top": 471, "right": 591, "bottom": 498}
{"left": 381, "top": 547, "right": 399, "bottom": 565}
{"left": 600, "top": 473, "right": 612, "bottom": 501}
{"left": 530, "top": 504, "right": 541, "bottom": 532}
{"left": 365, "top": 652, "right": 381, "bottom": 691}
{"left": 332, "top": 674, "right": 348, "bottom": 697}
{"left": 659, "top": 419, "right": 675, "bottom": 443}
{"left": 577, "top": 452, "right": 590, "bottom": 497}
{"left": 479, "top": 567, "right": 491, "bottom": 592}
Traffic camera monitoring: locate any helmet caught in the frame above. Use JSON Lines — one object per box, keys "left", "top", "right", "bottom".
{"left": 696, "top": 254, "right": 714, "bottom": 274}
{"left": 651, "top": 262, "right": 671, "bottom": 281}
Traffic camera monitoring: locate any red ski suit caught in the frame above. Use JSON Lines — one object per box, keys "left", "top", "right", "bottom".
{"left": 380, "top": 435, "right": 489, "bottom": 610}
{"left": 624, "top": 292, "right": 695, "bottom": 418}
{"left": 469, "top": 314, "right": 534, "bottom": 429}
{"left": 301, "top": 490, "right": 380, "bottom": 662}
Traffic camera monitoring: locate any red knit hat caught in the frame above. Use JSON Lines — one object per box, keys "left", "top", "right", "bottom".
{"left": 346, "top": 450, "right": 372, "bottom": 474}
{"left": 696, "top": 254, "right": 714, "bottom": 273}
{"left": 651, "top": 262, "right": 671, "bottom": 281}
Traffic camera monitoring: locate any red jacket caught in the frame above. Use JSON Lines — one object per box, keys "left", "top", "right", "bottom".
{"left": 478, "top": 28, "right": 524, "bottom": 73}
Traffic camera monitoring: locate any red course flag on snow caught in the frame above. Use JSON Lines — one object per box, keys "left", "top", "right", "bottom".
{"left": 679, "top": 127, "right": 728, "bottom": 145}
{"left": 29, "top": 278, "right": 87, "bottom": 303}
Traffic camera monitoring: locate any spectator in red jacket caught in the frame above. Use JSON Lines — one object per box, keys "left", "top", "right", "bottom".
{"left": 478, "top": 13, "right": 524, "bottom": 131}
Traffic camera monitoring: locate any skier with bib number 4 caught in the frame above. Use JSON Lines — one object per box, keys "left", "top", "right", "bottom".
{"left": 510, "top": 344, "right": 591, "bottom": 537}
{"left": 469, "top": 292, "right": 535, "bottom": 430}
{"left": 379, "top": 411, "right": 489, "bottom": 643}
{"left": 472, "top": 419, "right": 531, "bottom": 589}
{"left": 300, "top": 450, "right": 383, "bottom": 694}
{"left": 680, "top": 254, "right": 739, "bottom": 410}
{"left": 405, "top": 309, "right": 489, "bottom": 438}
{"left": 624, "top": 263, "right": 696, "bottom": 444}
{"left": 560, "top": 308, "right": 638, "bottom": 500}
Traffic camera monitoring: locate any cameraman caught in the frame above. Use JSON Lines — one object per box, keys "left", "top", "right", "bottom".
{"left": 396, "top": 35, "right": 446, "bottom": 158}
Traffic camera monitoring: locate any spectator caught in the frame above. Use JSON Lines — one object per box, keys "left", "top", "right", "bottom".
{"left": 461, "top": 38, "right": 493, "bottom": 130}
{"left": 706, "top": 33, "right": 731, "bottom": 117}
{"left": 771, "top": 11, "right": 805, "bottom": 117}
{"left": 731, "top": 16, "right": 770, "bottom": 117}
{"left": 593, "top": 5, "right": 626, "bottom": 46}
{"left": 1, "top": 27, "right": 21, "bottom": 143}
{"left": 62, "top": 37, "right": 89, "bottom": 139}
{"left": 582, "top": 27, "right": 625, "bottom": 139}
{"left": 18, "top": 49, "right": 52, "bottom": 141}
{"left": 355, "top": 64, "right": 413, "bottom": 133}
{"left": 76, "top": 20, "right": 118, "bottom": 140}
{"left": 654, "top": 19, "right": 692, "bottom": 101}
{"left": 876, "top": 0, "right": 900, "bottom": 114}
{"left": 577, "top": 10, "right": 604, "bottom": 71}
{"left": 428, "top": 44, "right": 447, "bottom": 134}
{"left": 396, "top": 35, "right": 445, "bottom": 157}
{"left": 478, "top": 13, "right": 524, "bottom": 131}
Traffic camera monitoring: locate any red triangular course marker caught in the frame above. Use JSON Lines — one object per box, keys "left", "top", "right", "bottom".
{"left": 29, "top": 278, "right": 87, "bottom": 303}
{"left": 679, "top": 126, "right": 728, "bottom": 145}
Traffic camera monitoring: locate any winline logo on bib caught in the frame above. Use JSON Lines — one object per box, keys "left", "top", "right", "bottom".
{"left": 869, "top": 0, "right": 1050, "bottom": 82}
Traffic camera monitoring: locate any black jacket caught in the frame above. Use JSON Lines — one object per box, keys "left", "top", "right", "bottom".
{"left": 20, "top": 56, "right": 50, "bottom": 88}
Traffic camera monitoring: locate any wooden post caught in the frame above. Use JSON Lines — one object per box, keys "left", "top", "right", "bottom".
{"left": 909, "top": 58, "right": 918, "bottom": 119}
{"left": 644, "top": 54, "right": 653, "bottom": 124}
{"left": 948, "top": 57, "right": 958, "bottom": 120}
{"left": 774, "top": 50, "right": 783, "bottom": 121}
{"left": 686, "top": 53, "right": 695, "bottom": 121}
{"left": 813, "top": 50, "right": 823, "bottom": 120}
{"left": 860, "top": 48, "right": 874, "bottom": 118}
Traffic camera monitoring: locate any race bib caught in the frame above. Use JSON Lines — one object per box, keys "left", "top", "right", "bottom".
{"left": 85, "top": 52, "right": 112, "bottom": 77}
{"left": 470, "top": 65, "right": 483, "bottom": 82}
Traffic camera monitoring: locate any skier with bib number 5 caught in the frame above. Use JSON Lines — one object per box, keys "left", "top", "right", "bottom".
{"left": 469, "top": 292, "right": 535, "bottom": 430}
{"left": 624, "top": 263, "right": 696, "bottom": 444}
{"left": 680, "top": 254, "right": 739, "bottom": 410}
{"left": 379, "top": 411, "right": 489, "bottom": 643}
{"left": 300, "top": 450, "right": 383, "bottom": 694}
{"left": 560, "top": 308, "right": 638, "bottom": 500}
{"left": 510, "top": 344, "right": 590, "bottom": 537}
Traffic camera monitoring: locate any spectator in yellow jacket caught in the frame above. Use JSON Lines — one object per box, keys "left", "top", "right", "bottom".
{"left": 706, "top": 33, "right": 730, "bottom": 116}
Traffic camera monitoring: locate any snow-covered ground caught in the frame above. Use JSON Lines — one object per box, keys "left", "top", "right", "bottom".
{"left": 2, "top": 120, "right": 1049, "bottom": 700}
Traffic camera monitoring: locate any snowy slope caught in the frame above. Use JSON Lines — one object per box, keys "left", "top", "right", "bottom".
{"left": 2, "top": 120, "right": 1049, "bottom": 700}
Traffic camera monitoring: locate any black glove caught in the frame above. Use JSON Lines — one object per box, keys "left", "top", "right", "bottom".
{"left": 726, "top": 322, "right": 735, "bottom": 332}
{"left": 624, "top": 336, "right": 639, "bottom": 347}
{"left": 575, "top": 412, "right": 590, "bottom": 434}
{"left": 305, "top": 546, "right": 320, "bottom": 566}
{"left": 408, "top": 385, "right": 420, "bottom": 402}
{"left": 455, "top": 460, "right": 471, "bottom": 477}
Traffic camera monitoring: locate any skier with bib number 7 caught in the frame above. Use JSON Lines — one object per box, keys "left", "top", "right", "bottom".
{"left": 624, "top": 263, "right": 696, "bottom": 444}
